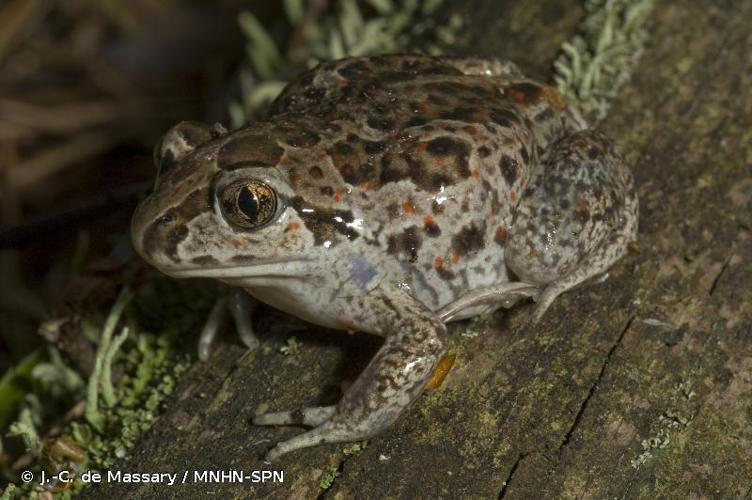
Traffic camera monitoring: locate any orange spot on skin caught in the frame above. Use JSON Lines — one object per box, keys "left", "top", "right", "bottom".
{"left": 332, "top": 187, "right": 347, "bottom": 203}
{"left": 513, "top": 90, "right": 527, "bottom": 102}
{"left": 336, "top": 78, "right": 349, "bottom": 87}
{"left": 510, "top": 190, "right": 517, "bottom": 202}
{"left": 417, "top": 142, "right": 428, "bottom": 152}
{"left": 471, "top": 169, "right": 480, "bottom": 178}
{"left": 463, "top": 125, "right": 478, "bottom": 135}
{"left": 451, "top": 252, "right": 460, "bottom": 264}
{"left": 221, "top": 236, "right": 248, "bottom": 248}
{"left": 541, "top": 85, "right": 566, "bottom": 111}
{"left": 577, "top": 198, "right": 588, "bottom": 211}
{"left": 423, "top": 215, "right": 435, "bottom": 224}
{"left": 402, "top": 201, "right": 416, "bottom": 214}
{"left": 424, "top": 353, "right": 456, "bottom": 390}
{"left": 495, "top": 225, "right": 507, "bottom": 243}
{"left": 433, "top": 256, "right": 444, "bottom": 269}
{"left": 286, "top": 222, "right": 300, "bottom": 231}
{"left": 290, "top": 172, "right": 302, "bottom": 183}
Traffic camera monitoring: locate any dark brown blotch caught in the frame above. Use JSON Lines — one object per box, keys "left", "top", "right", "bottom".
{"left": 489, "top": 108, "right": 521, "bottom": 128}
{"left": 284, "top": 129, "right": 321, "bottom": 148}
{"left": 142, "top": 187, "right": 211, "bottom": 262}
{"left": 424, "top": 219, "right": 441, "bottom": 237}
{"left": 309, "top": 166, "right": 324, "bottom": 178}
{"left": 431, "top": 199, "right": 446, "bottom": 214}
{"left": 499, "top": 155, "right": 519, "bottom": 185}
{"left": 451, "top": 222, "right": 486, "bottom": 257}
{"left": 218, "top": 133, "right": 284, "bottom": 169}
{"left": 164, "top": 226, "right": 189, "bottom": 262}
{"left": 367, "top": 116, "right": 395, "bottom": 132}
{"left": 289, "top": 196, "right": 359, "bottom": 246}
{"left": 191, "top": 255, "right": 219, "bottom": 266}
{"left": 386, "top": 226, "right": 422, "bottom": 263}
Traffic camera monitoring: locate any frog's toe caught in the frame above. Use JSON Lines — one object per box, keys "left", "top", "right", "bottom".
{"left": 531, "top": 284, "right": 561, "bottom": 323}
{"left": 262, "top": 420, "right": 363, "bottom": 462}
{"left": 228, "top": 289, "right": 260, "bottom": 351}
{"left": 198, "top": 295, "right": 229, "bottom": 361}
{"left": 253, "top": 406, "right": 335, "bottom": 427}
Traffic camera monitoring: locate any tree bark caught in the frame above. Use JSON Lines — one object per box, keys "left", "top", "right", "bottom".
{"left": 83, "top": 0, "right": 752, "bottom": 497}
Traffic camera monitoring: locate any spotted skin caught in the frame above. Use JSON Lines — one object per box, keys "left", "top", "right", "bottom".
{"left": 130, "top": 54, "right": 638, "bottom": 460}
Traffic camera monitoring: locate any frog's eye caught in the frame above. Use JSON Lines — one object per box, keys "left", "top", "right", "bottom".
{"left": 218, "top": 179, "right": 278, "bottom": 230}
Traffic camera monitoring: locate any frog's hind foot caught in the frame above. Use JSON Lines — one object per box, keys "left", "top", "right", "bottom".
{"left": 530, "top": 230, "right": 632, "bottom": 323}
{"left": 198, "top": 287, "right": 259, "bottom": 361}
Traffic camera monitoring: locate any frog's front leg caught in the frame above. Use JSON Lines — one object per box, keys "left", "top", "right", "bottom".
{"left": 198, "top": 287, "right": 259, "bottom": 360}
{"left": 506, "top": 129, "right": 638, "bottom": 321}
{"left": 254, "top": 285, "right": 447, "bottom": 461}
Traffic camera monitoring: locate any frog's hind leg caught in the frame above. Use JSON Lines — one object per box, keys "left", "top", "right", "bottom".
{"left": 254, "top": 286, "right": 447, "bottom": 461}
{"left": 506, "top": 129, "right": 638, "bottom": 322}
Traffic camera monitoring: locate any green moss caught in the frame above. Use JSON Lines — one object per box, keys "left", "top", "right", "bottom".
{"left": 554, "top": 0, "right": 656, "bottom": 120}
{"left": 342, "top": 441, "right": 369, "bottom": 456}
{"left": 318, "top": 464, "right": 341, "bottom": 491}
{"left": 1, "top": 278, "right": 197, "bottom": 497}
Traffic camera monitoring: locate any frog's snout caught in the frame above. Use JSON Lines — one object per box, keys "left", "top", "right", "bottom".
{"left": 130, "top": 198, "right": 191, "bottom": 272}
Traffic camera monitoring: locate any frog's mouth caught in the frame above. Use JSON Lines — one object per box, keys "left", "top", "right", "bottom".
{"left": 167, "top": 257, "right": 314, "bottom": 281}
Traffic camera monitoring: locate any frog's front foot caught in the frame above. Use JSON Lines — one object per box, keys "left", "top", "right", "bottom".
{"left": 198, "top": 287, "right": 259, "bottom": 361}
{"left": 254, "top": 286, "right": 447, "bottom": 461}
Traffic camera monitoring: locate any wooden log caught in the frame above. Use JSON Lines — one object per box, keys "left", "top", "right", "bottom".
{"left": 82, "top": 0, "right": 752, "bottom": 497}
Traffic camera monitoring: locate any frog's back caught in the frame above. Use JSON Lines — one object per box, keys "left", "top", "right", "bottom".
{"left": 253, "top": 55, "right": 579, "bottom": 311}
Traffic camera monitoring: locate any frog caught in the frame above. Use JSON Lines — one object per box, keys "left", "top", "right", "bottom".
{"left": 130, "top": 54, "right": 638, "bottom": 461}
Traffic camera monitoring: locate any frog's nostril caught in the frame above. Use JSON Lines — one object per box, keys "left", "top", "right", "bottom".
{"left": 159, "top": 214, "right": 175, "bottom": 225}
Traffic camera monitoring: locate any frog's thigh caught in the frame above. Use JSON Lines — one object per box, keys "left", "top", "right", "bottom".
{"left": 261, "top": 286, "right": 448, "bottom": 461}
{"left": 506, "top": 130, "right": 638, "bottom": 322}
{"left": 447, "top": 57, "right": 523, "bottom": 78}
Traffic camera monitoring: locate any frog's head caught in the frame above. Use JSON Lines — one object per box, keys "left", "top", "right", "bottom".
{"left": 131, "top": 121, "right": 346, "bottom": 287}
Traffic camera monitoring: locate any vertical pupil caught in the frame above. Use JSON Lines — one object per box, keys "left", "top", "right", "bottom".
{"left": 237, "top": 186, "right": 259, "bottom": 220}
